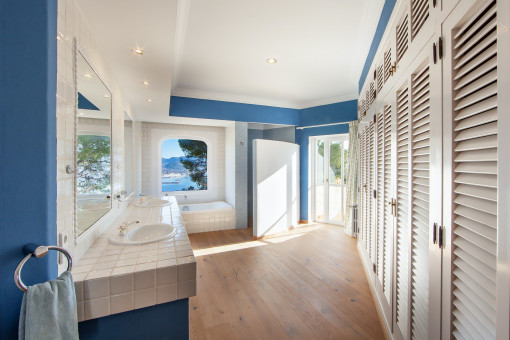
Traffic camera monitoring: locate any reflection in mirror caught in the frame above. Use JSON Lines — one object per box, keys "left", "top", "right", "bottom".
{"left": 76, "top": 51, "right": 112, "bottom": 236}
{"left": 124, "top": 112, "right": 134, "bottom": 195}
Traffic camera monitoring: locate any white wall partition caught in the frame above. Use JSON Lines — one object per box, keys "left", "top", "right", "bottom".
{"left": 253, "top": 139, "right": 299, "bottom": 237}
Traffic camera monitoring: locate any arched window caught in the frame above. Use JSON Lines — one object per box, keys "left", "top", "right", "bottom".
{"left": 161, "top": 139, "right": 207, "bottom": 192}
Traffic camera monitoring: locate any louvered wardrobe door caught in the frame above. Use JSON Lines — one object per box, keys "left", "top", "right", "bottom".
{"left": 411, "top": 0, "right": 430, "bottom": 40}
{"left": 362, "top": 127, "right": 370, "bottom": 252}
{"left": 384, "top": 48, "right": 393, "bottom": 84}
{"left": 409, "top": 62, "right": 431, "bottom": 340}
{"left": 374, "top": 103, "right": 394, "bottom": 314}
{"left": 382, "top": 105, "right": 393, "bottom": 307}
{"left": 396, "top": 13, "right": 409, "bottom": 64}
{"left": 394, "top": 84, "right": 410, "bottom": 339}
{"left": 360, "top": 129, "right": 367, "bottom": 247}
{"left": 408, "top": 0, "right": 435, "bottom": 67}
{"left": 368, "top": 121, "right": 376, "bottom": 264}
{"left": 377, "top": 111, "right": 385, "bottom": 289}
{"left": 442, "top": 0, "right": 500, "bottom": 338}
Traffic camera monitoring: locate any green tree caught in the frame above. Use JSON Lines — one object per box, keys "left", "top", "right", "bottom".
{"left": 77, "top": 135, "right": 111, "bottom": 193}
{"left": 178, "top": 139, "right": 207, "bottom": 190}
{"left": 318, "top": 141, "right": 348, "bottom": 184}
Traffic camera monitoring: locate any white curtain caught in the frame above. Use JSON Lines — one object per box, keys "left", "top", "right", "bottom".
{"left": 344, "top": 121, "right": 358, "bottom": 237}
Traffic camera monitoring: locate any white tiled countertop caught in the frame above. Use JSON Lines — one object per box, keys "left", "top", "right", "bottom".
{"left": 72, "top": 196, "right": 196, "bottom": 322}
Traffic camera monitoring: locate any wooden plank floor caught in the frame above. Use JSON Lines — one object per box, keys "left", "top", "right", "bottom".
{"left": 188, "top": 224, "right": 385, "bottom": 340}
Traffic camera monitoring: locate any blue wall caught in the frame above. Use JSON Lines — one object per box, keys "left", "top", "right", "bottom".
{"left": 0, "top": 0, "right": 58, "bottom": 338}
{"left": 296, "top": 102, "right": 357, "bottom": 221}
{"left": 358, "top": 0, "right": 397, "bottom": 92}
{"left": 170, "top": 96, "right": 301, "bottom": 126}
{"left": 78, "top": 299, "right": 189, "bottom": 340}
{"left": 300, "top": 100, "right": 357, "bottom": 127}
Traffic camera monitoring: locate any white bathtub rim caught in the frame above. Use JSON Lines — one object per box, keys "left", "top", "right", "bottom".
{"left": 179, "top": 201, "right": 234, "bottom": 213}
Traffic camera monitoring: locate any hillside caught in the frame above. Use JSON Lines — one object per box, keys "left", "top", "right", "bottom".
{"left": 162, "top": 157, "right": 187, "bottom": 174}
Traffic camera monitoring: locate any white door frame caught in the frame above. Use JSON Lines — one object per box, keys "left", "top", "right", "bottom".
{"left": 311, "top": 134, "right": 349, "bottom": 225}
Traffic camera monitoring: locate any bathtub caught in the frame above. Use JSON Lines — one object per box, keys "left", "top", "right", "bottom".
{"left": 179, "top": 201, "right": 236, "bottom": 234}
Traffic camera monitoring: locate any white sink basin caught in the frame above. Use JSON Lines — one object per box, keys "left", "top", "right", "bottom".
{"left": 109, "top": 223, "right": 176, "bottom": 246}
{"left": 135, "top": 199, "right": 171, "bottom": 208}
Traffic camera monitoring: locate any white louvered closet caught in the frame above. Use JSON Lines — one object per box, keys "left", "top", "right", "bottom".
{"left": 356, "top": 0, "right": 509, "bottom": 339}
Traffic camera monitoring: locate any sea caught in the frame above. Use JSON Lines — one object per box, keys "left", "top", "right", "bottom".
{"left": 162, "top": 176, "right": 199, "bottom": 192}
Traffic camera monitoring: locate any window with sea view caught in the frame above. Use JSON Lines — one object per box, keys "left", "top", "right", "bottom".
{"left": 161, "top": 139, "right": 207, "bottom": 192}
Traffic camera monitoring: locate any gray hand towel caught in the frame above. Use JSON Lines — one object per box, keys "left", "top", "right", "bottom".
{"left": 19, "top": 271, "right": 79, "bottom": 340}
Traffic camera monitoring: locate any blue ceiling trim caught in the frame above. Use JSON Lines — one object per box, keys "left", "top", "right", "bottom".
{"left": 170, "top": 96, "right": 301, "bottom": 126}
{"left": 299, "top": 100, "right": 357, "bottom": 127}
{"left": 170, "top": 96, "right": 357, "bottom": 127}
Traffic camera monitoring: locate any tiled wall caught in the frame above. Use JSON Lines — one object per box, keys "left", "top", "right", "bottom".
{"left": 234, "top": 122, "right": 248, "bottom": 228}
{"left": 56, "top": 0, "right": 135, "bottom": 267}
{"left": 181, "top": 207, "right": 236, "bottom": 234}
{"left": 224, "top": 124, "right": 236, "bottom": 207}
{"left": 141, "top": 122, "right": 226, "bottom": 204}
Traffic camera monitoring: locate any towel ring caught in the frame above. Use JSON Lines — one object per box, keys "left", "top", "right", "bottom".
{"left": 14, "top": 244, "right": 73, "bottom": 292}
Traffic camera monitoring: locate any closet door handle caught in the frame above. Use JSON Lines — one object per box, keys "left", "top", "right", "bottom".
{"left": 433, "top": 43, "right": 437, "bottom": 64}
{"left": 433, "top": 223, "right": 437, "bottom": 244}
{"left": 438, "top": 226, "right": 443, "bottom": 249}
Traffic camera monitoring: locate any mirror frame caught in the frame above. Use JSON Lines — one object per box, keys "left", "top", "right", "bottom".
{"left": 73, "top": 39, "right": 113, "bottom": 244}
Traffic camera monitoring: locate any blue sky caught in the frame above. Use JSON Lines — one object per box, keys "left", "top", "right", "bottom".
{"left": 162, "top": 139, "right": 185, "bottom": 158}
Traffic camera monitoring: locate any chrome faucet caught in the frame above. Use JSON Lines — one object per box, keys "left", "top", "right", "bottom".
{"left": 138, "top": 195, "right": 151, "bottom": 204}
{"left": 119, "top": 220, "right": 139, "bottom": 236}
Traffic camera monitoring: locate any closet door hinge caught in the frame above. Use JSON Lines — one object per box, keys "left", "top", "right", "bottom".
{"left": 438, "top": 36, "right": 443, "bottom": 60}
{"left": 438, "top": 225, "right": 444, "bottom": 249}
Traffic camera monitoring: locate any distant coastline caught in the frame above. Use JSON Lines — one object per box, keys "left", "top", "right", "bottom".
{"left": 162, "top": 175, "right": 199, "bottom": 192}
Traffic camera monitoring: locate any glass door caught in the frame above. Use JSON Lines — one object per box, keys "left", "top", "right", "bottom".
{"left": 313, "top": 135, "right": 349, "bottom": 225}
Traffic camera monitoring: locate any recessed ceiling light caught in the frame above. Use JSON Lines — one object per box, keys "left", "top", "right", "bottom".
{"left": 146, "top": 99, "right": 152, "bottom": 102}
{"left": 79, "top": 112, "right": 84, "bottom": 116}
{"left": 142, "top": 81, "right": 150, "bottom": 86}
{"left": 84, "top": 74, "right": 93, "bottom": 78}
{"left": 134, "top": 48, "right": 144, "bottom": 55}
{"left": 104, "top": 94, "right": 109, "bottom": 98}
{"left": 266, "top": 58, "right": 277, "bottom": 64}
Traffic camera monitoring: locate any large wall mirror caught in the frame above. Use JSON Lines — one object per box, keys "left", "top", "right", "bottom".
{"left": 124, "top": 112, "right": 134, "bottom": 195}
{"left": 75, "top": 50, "right": 112, "bottom": 236}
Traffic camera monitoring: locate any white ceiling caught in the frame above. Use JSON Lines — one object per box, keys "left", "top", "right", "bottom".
{"left": 77, "top": 0, "right": 178, "bottom": 122}
{"left": 77, "top": 0, "right": 384, "bottom": 122}
{"left": 173, "top": 0, "right": 384, "bottom": 109}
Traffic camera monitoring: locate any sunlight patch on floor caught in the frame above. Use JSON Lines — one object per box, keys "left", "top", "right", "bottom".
{"left": 193, "top": 241, "right": 266, "bottom": 256}
{"left": 192, "top": 230, "right": 308, "bottom": 256}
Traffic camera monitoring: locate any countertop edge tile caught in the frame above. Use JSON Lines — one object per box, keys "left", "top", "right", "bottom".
{"left": 74, "top": 196, "right": 197, "bottom": 322}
